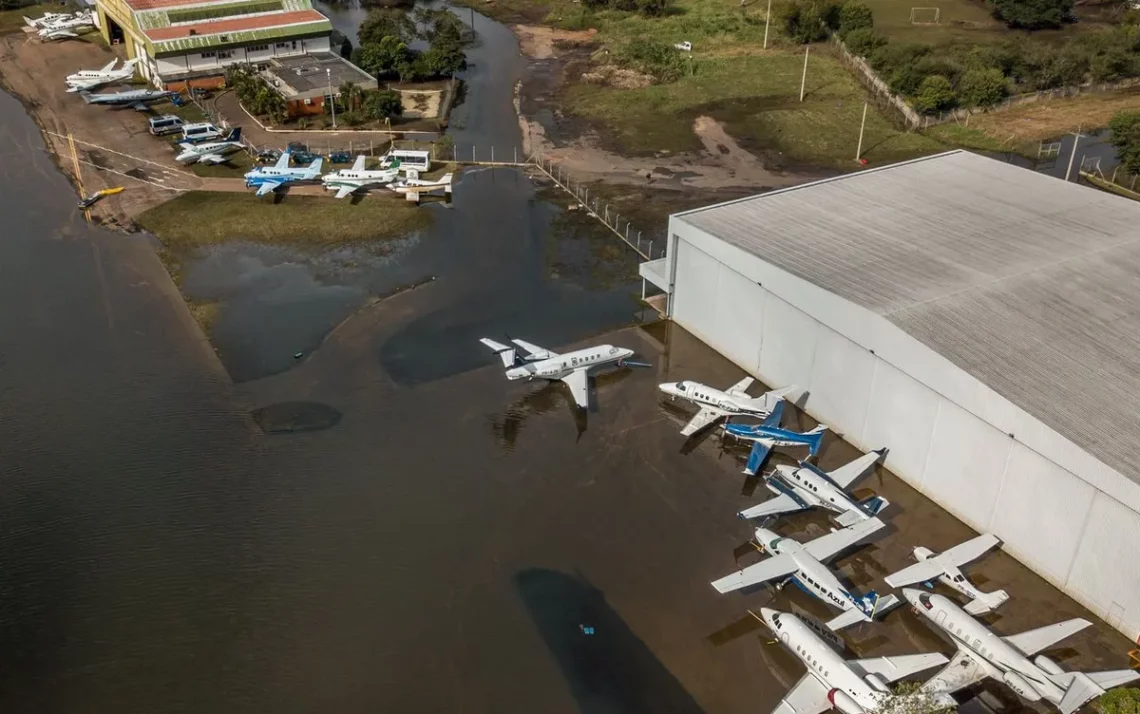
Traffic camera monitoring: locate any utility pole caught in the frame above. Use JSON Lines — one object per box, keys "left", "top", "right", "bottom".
{"left": 763, "top": 0, "right": 772, "bottom": 49}
{"left": 470, "top": 6, "right": 475, "bottom": 29}
{"left": 326, "top": 68, "right": 336, "bottom": 129}
{"left": 799, "top": 45, "right": 810, "bottom": 102}
{"left": 855, "top": 101, "right": 868, "bottom": 162}
{"left": 1064, "top": 124, "right": 1085, "bottom": 182}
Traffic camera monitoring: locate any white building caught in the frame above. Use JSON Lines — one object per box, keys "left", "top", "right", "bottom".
{"left": 640, "top": 150, "right": 1140, "bottom": 640}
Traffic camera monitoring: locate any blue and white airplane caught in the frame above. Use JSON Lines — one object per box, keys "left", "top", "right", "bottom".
{"left": 722, "top": 403, "right": 827, "bottom": 476}
{"left": 711, "top": 519, "right": 901, "bottom": 631}
{"left": 738, "top": 449, "right": 889, "bottom": 525}
{"left": 243, "top": 151, "right": 323, "bottom": 197}
{"left": 659, "top": 377, "right": 799, "bottom": 437}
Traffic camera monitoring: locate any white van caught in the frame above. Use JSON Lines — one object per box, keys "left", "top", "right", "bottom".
{"left": 180, "top": 122, "right": 223, "bottom": 144}
{"left": 148, "top": 115, "right": 185, "bottom": 136}
{"left": 381, "top": 149, "right": 431, "bottom": 174}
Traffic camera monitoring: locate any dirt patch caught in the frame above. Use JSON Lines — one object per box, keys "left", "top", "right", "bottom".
{"left": 580, "top": 64, "right": 653, "bottom": 90}
{"left": 969, "top": 87, "right": 1140, "bottom": 143}
{"left": 514, "top": 24, "right": 597, "bottom": 60}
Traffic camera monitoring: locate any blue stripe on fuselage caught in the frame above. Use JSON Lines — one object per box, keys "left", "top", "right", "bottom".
{"left": 767, "top": 473, "right": 811, "bottom": 509}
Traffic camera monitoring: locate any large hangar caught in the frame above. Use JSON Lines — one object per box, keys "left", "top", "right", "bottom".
{"left": 640, "top": 150, "right": 1140, "bottom": 640}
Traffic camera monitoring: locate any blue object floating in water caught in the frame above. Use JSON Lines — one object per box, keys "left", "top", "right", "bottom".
{"left": 580, "top": 625, "right": 595, "bottom": 635}
{"left": 923, "top": 581, "right": 934, "bottom": 589}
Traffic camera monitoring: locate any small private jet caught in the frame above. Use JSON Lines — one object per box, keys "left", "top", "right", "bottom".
{"left": 321, "top": 155, "right": 401, "bottom": 198}
{"left": 34, "top": 10, "right": 95, "bottom": 40}
{"left": 175, "top": 127, "right": 244, "bottom": 165}
{"left": 885, "top": 533, "right": 1008, "bottom": 614}
{"left": 908, "top": 590, "right": 1139, "bottom": 714}
{"left": 66, "top": 58, "right": 141, "bottom": 93}
{"left": 723, "top": 413, "right": 827, "bottom": 476}
{"left": 24, "top": 11, "right": 73, "bottom": 28}
{"left": 388, "top": 172, "right": 453, "bottom": 197}
{"left": 244, "top": 151, "right": 324, "bottom": 197}
{"left": 479, "top": 337, "right": 648, "bottom": 410}
{"left": 80, "top": 88, "right": 177, "bottom": 111}
{"left": 712, "top": 519, "right": 900, "bottom": 631}
{"left": 738, "top": 450, "right": 888, "bottom": 524}
{"left": 758, "top": 608, "right": 952, "bottom": 714}
{"left": 658, "top": 376, "right": 798, "bottom": 436}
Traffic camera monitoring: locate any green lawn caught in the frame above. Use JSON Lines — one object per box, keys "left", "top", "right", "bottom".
{"left": 136, "top": 191, "right": 433, "bottom": 254}
{"left": 563, "top": 49, "right": 944, "bottom": 167}
{"left": 188, "top": 150, "right": 254, "bottom": 178}
{"left": 150, "top": 100, "right": 209, "bottom": 124}
{"left": 860, "top": 0, "right": 1112, "bottom": 46}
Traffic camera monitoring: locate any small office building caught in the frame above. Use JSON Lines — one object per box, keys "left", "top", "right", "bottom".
{"left": 640, "top": 150, "right": 1140, "bottom": 640}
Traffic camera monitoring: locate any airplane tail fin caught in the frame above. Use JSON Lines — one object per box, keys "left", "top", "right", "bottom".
{"left": 79, "top": 91, "right": 95, "bottom": 103}
{"left": 964, "top": 588, "right": 1009, "bottom": 615}
{"left": 226, "top": 126, "right": 242, "bottom": 143}
{"left": 803, "top": 425, "right": 827, "bottom": 457}
{"left": 479, "top": 338, "right": 517, "bottom": 369}
{"left": 834, "top": 496, "right": 887, "bottom": 527}
{"left": 1052, "top": 672, "right": 1108, "bottom": 714}
{"left": 864, "top": 592, "right": 901, "bottom": 618}
{"left": 308, "top": 157, "right": 324, "bottom": 175}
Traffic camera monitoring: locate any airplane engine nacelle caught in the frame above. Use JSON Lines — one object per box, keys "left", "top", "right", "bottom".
{"left": 1034, "top": 656, "right": 1065, "bottom": 676}
{"left": 828, "top": 688, "right": 866, "bottom": 714}
{"left": 864, "top": 674, "right": 891, "bottom": 693}
{"left": 1002, "top": 671, "right": 1042, "bottom": 701}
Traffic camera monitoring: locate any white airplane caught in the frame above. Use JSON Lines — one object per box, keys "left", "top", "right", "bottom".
{"left": 711, "top": 519, "right": 900, "bottom": 631}
{"left": 658, "top": 376, "right": 797, "bottom": 436}
{"left": 66, "top": 58, "right": 141, "bottom": 93}
{"left": 321, "top": 155, "right": 400, "bottom": 198}
{"left": 36, "top": 11, "right": 95, "bottom": 40}
{"left": 479, "top": 337, "right": 647, "bottom": 410}
{"left": 175, "top": 127, "right": 244, "bottom": 165}
{"left": 758, "top": 607, "right": 952, "bottom": 714}
{"left": 907, "top": 589, "right": 1139, "bottom": 714}
{"left": 738, "top": 450, "right": 889, "bottom": 525}
{"left": 388, "top": 172, "right": 453, "bottom": 196}
{"left": 24, "top": 11, "right": 73, "bottom": 28}
{"left": 243, "top": 151, "right": 324, "bottom": 196}
{"left": 885, "top": 534, "right": 1008, "bottom": 615}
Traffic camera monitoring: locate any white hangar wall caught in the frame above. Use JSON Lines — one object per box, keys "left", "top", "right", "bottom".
{"left": 663, "top": 217, "right": 1140, "bottom": 641}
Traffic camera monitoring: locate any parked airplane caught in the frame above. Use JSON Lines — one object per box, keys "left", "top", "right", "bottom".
{"left": 885, "top": 534, "right": 1008, "bottom": 615}
{"left": 66, "top": 58, "right": 141, "bottom": 93}
{"left": 79, "top": 88, "right": 177, "bottom": 111}
{"left": 907, "top": 589, "right": 1139, "bottom": 714}
{"left": 758, "top": 608, "right": 952, "bottom": 714}
{"left": 388, "top": 172, "right": 453, "bottom": 196}
{"left": 174, "top": 127, "right": 244, "bottom": 165}
{"left": 36, "top": 11, "right": 95, "bottom": 39}
{"left": 243, "top": 151, "right": 324, "bottom": 196}
{"left": 479, "top": 337, "right": 647, "bottom": 410}
{"left": 738, "top": 449, "right": 889, "bottom": 524}
{"left": 24, "top": 11, "right": 74, "bottom": 28}
{"left": 321, "top": 155, "right": 400, "bottom": 198}
{"left": 658, "top": 377, "right": 797, "bottom": 436}
{"left": 711, "top": 519, "right": 900, "bottom": 631}
{"left": 723, "top": 418, "right": 827, "bottom": 476}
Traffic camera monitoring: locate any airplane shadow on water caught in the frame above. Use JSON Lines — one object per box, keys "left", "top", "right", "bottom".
{"left": 513, "top": 568, "right": 707, "bottom": 714}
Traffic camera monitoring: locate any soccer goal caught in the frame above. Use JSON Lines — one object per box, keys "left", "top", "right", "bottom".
{"left": 909, "top": 6, "right": 941, "bottom": 23}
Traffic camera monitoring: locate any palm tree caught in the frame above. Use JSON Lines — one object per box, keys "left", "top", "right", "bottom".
{"left": 339, "top": 80, "right": 363, "bottom": 112}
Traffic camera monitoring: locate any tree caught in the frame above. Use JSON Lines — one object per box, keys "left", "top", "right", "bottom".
{"left": 339, "top": 80, "right": 364, "bottom": 111}
{"left": 780, "top": 0, "right": 839, "bottom": 43}
{"left": 637, "top": 0, "right": 669, "bottom": 16}
{"left": 416, "top": 43, "right": 467, "bottom": 78}
{"left": 363, "top": 90, "right": 404, "bottom": 120}
{"left": 914, "top": 74, "right": 956, "bottom": 111}
{"left": 357, "top": 35, "right": 412, "bottom": 77}
{"left": 957, "top": 67, "right": 1007, "bottom": 106}
{"left": 1095, "top": 689, "right": 1140, "bottom": 714}
{"left": 1109, "top": 111, "right": 1140, "bottom": 175}
{"left": 876, "top": 681, "right": 957, "bottom": 714}
{"left": 358, "top": 8, "right": 415, "bottom": 45}
{"left": 837, "top": 0, "right": 873, "bottom": 35}
{"left": 988, "top": 0, "right": 1072, "bottom": 29}
{"left": 413, "top": 7, "right": 471, "bottom": 45}
{"left": 1090, "top": 47, "right": 1133, "bottom": 82}
{"left": 844, "top": 27, "right": 885, "bottom": 56}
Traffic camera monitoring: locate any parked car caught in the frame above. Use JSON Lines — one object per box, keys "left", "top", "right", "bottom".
{"left": 180, "top": 122, "right": 224, "bottom": 144}
{"left": 148, "top": 114, "right": 185, "bottom": 136}
{"left": 256, "top": 149, "right": 282, "bottom": 164}
{"left": 329, "top": 150, "right": 351, "bottom": 165}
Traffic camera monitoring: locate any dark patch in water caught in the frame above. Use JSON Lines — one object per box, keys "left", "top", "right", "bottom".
{"left": 251, "top": 401, "right": 343, "bottom": 433}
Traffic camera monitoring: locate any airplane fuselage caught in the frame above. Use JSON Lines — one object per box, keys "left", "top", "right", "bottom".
{"left": 658, "top": 381, "right": 766, "bottom": 416}
{"left": 757, "top": 528, "right": 867, "bottom": 618}
{"left": 908, "top": 591, "right": 1063, "bottom": 703}
{"left": 726, "top": 423, "right": 818, "bottom": 448}
{"left": 504, "top": 345, "right": 634, "bottom": 382}
{"left": 244, "top": 170, "right": 314, "bottom": 187}
{"left": 177, "top": 142, "right": 241, "bottom": 164}
{"left": 912, "top": 547, "right": 991, "bottom": 602}
{"left": 772, "top": 464, "right": 871, "bottom": 520}
{"left": 322, "top": 169, "right": 398, "bottom": 189}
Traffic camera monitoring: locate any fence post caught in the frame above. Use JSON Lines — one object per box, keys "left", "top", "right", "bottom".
{"left": 625, "top": 224, "right": 630, "bottom": 240}
{"left": 584, "top": 188, "right": 588, "bottom": 207}
{"left": 472, "top": 144, "right": 476, "bottom": 163}
{"left": 491, "top": 145, "right": 494, "bottom": 164}
{"left": 514, "top": 146, "right": 517, "bottom": 164}
{"left": 604, "top": 205, "right": 609, "bottom": 223}
{"left": 648, "top": 240, "right": 654, "bottom": 259}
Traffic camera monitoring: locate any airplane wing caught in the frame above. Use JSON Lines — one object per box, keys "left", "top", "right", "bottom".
{"left": 921, "top": 648, "right": 990, "bottom": 695}
{"left": 510, "top": 339, "right": 558, "bottom": 360}
{"left": 738, "top": 489, "right": 808, "bottom": 520}
{"left": 886, "top": 534, "right": 1001, "bottom": 588}
{"left": 334, "top": 185, "right": 356, "bottom": 199}
{"left": 848, "top": 653, "right": 949, "bottom": 684}
{"left": 826, "top": 449, "right": 884, "bottom": 489}
{"left": 100, "top": 58, "right": 118, "bottom": 72}
{"left": 711, "top": 553, "right": 797, "bottom": 594}
{"left": 1002, "top": 618, "right": 1091, "bottom": 656}
{"left": 351, "top": 155, "right": 366, "bottom": 171}
{"left": 681, "top": 406, "right": 727, "bottom": 437}
{"left": 255, "top": 180, "right": 283, "bottom": 197}
{"left": 560, "top": 368, "right": 589, "bottom": 410}
{"left": 199, "top": 153, "right": 228, "bottom": 165}
{"left": 771, "top": 673, "right": 831, "bottom": 714}
{"left": 802, "top": 517, "right": 885, "bottom": 562}
{"left": 725, "top": 376, "right": 754, "bottom": 397}
{"left": 762, "top": 399, "right": 785, "bottom": 427}
{"left": 130, "top": 102, "right": 150, "bottom": 111}
{"left": 274, "top": 153, "right": 290, "bottom": 170}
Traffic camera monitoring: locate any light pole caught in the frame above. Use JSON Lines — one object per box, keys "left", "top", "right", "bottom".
{"left": 326, "top": 67, "right": 336, "bottom": 129}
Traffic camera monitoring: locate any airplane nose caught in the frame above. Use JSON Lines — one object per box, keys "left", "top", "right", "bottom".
{"left": 659, "top": 382, "right": 677, "bottom": 394}
{"left": 758, "top": 607, "right": 779, "bottom": 625}
{"left": 900, "top": 588, "right": 923, "bottom": 607}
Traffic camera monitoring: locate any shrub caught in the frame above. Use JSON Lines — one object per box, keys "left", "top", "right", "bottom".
{"left": 637, "top": 0, "right": 669, "bottom": 17}
{"left": 869, "top": 42, "right": 930, "bottom": 73}
{"left": 837, "top": 0, "right": 873, "bottom": 35}
{"left": 780, "top": 0, "right": 839, "bottom": 43}
{"left": 1033, "top": 53, "right": 1083, "bottom": 89}
{"left": 988, "top": 0, "right": 1073, "bottom": 29}
{"left": 843, "top": 27, "right": 884, "bottom": 56}
{"left": 957, "top": 67, "right": 1007, "bottom": 106}
{"left": 913, "top": 74, "right": 956, "bottom": 112}
{"left": 363, "top": 90, "right": 404, "bottom": 120}
{"left": 618, "top": 38, "right": 687, "bottom": 82}
{"left": 888, "top": 65, "right": 924, "bottom": 95}
{"left": 1090, "top": 48, "right": 1133, "bottom": 82}
{"left": 357, "top": 36, "right": 412, "bottom": 77}
{"left": 358, "top": 8, "right": 415, "bottom": 45}
{"left": 1109, "top": 112, "right": 1140, "bottom": 174}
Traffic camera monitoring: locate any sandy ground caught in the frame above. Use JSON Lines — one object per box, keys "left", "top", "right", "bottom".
{"left": 513, "top": 24, "right": 598, "bottom": 59}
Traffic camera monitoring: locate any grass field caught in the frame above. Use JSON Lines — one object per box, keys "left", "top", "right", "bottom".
{"left": 188, "top": 150, "right": 254, "bottom": 178}
{"left": 0, "top": 3, "right": 61, "bottom": 34}
{"left": 136, "top": 191, "right": 433, "bottom": 254}
{"left": 966, "top": 87, "right": 1140, "bottom": 142}
{"left": 563, "top": 49, "right": 944, "bottom": 167}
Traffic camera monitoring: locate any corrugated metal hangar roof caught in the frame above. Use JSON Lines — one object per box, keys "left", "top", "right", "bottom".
{"left": 677, "top": 150, "right": 1140, "bottom": 485}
